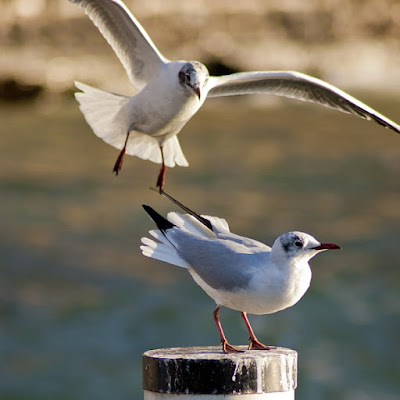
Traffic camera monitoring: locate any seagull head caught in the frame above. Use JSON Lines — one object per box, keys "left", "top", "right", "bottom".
{"left": 272, "top": 231, "right": 340, "bottom": 262}
{"left": 178, "top": 62, "right": 209, "bottom": 100}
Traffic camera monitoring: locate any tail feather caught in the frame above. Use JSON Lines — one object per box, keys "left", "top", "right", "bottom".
{"left": 140, "top": 236, "right": 189, "bottom": 269}
{"left": 141, "top": 205, "right": 189, "bottom": 268}
{"left": 74, "top": 81, "right": 189, "bottom": 167}
{"left": 141, "top": 211, "right": 230, "bottom": 271}
{"left": 75, "top": 81, "right": 130, "bottom": 149}
{"left": 162, "top": 136, "right": 189, "bottom": 168}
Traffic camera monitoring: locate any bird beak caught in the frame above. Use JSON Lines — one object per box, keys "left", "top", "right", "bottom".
{"left": 313, "top": 243, "right": 341, "bottom": 251}
{"left": 193, "top": 85, "right": 201, "bottom": 99}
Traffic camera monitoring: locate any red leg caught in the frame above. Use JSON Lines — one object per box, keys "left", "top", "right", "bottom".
{"left": 156, "top": 145, "right": 167, "bottom": 192}
{"left": 113, "top": 132, "right": 130, "bottom": 175}
{"left": 241, "top": 312, "right": 275, "bottom": 350}
{"left": 213, "top": 307, "right": 243, "bottom": 353}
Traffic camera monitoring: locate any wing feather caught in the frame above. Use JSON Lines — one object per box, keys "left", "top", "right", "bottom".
{"left": 69, "top": 0, "right": 167, "bottom": 91}
{"left": 207, "top": 71, "right": 400, "bottom": 134}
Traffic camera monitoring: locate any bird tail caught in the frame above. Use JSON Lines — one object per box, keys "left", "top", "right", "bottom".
{"left": 74, "top": 81, "right": 189, "bottom": 167}
{"left": 74, "top": 81, "right": 130, "bottom": 149}
{"left": 141, "top": 205, "right": 190, "bottom": 268}
{"left": 141, "top": 203, "right": 230, "bottom": 268}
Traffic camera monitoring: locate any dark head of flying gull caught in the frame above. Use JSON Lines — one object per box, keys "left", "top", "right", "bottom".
{"left": 140, "top": 190, "right": 340, "bottom": 353}
{"left": 69, "top": 0, "right": 400, "bottom": 191}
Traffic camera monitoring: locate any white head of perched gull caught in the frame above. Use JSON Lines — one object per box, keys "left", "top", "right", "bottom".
{"left": 140, "top": 191, "right": 340, "bottom": 353}
{"left": 69, "top": 0, "right": 400, "bottom": 191}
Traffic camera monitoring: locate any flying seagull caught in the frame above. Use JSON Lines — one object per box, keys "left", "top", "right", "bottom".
{"left": 69, "top": 0, "right": 400, "bottom": 191}
{"left": 141, "top": 191, "right": 340, "bottom": 352}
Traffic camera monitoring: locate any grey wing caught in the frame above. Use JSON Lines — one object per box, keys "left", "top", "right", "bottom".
{"left": 173, "top": 233, "right": 270, "bottom": 291}
{"left": 206, "top": 71, "right": 400, "bottom": 134}
{"left": 217, "top": 232, "right": 271, "bottom": 252}
{"left": 70, "top": 0, "right": 167, "bottom": 91}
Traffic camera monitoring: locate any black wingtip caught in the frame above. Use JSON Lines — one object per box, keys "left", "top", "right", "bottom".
{"left": 142, "top": 205, "right": 175, "bottom": 232}
{"left": 150, "top": 189, "right": 213, "bottom": 232}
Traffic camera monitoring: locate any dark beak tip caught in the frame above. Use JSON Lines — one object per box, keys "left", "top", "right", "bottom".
{"left": 194, "top": 86, "right": 201, "bottom": 99}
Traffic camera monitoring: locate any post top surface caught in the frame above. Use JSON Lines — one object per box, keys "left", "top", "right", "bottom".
{"left": 143, "top": 346, "right": 297, "bottom": 395}
{"left": 144, "top": 346, "right": 296, "bottom": 360}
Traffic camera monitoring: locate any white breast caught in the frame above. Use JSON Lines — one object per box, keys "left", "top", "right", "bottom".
{"left": 127, "top": 63, "right": 202, "bottom": 138}
{"left": 188, "top": 260, "right": 312, "bottom": 315}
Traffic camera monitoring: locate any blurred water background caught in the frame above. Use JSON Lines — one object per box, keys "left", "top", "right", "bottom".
{"left": 1, "top": 1, "right": 400, "bottom": 399}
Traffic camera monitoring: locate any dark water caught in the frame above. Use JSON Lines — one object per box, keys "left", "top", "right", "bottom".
{"left": 1, "top": 94, "right": 399, "bottom": 400}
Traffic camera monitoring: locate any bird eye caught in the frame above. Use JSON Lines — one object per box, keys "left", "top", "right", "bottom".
{"left": 294, "top": 240, "right": 303, "bottom": 248}
{"left": 178, "top": 70, "right": 189, "bottom": 83}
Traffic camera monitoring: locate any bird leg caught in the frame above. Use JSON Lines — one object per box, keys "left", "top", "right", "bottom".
{"left": 213, "top": 306, "right": 243, "bottom": 353}
{"left": 241, "top": 312, "right": 275, "bottom": 350}
{"left": 156, "top": 145, "right": 166, "bottom": 193}
{"left": 113, "top": 131, "right": 131, "bottom": 175}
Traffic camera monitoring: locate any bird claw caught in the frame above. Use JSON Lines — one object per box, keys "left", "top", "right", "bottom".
{"left": 221, "top": 340, "right": 244, "bottom": 354}
{"left": 248, "top": 338, "right": 275, "bottom": 351}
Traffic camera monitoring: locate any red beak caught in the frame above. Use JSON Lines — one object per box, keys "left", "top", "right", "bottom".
{"left": 313, "top": 243, "right": 341, "bottom": 250}
{"left": 193, "top": 85, "right": 201, "bottom": 99}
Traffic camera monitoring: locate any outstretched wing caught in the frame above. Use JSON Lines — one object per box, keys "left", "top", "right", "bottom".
{"left": 206, "top": 71, "right": 400, "bottom": 134}
{"left": 69, "top": 0, "right": 168, "bottom": 91}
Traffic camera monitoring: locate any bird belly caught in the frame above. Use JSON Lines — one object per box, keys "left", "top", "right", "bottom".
{"left": 189, "top": 265, "right": 311, "bottom": 315}
{"left": 216, "top": 289, "right": 301, "bottom": 315}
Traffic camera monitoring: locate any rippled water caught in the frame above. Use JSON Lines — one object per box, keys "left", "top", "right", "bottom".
{"left": 1, "top": 94, "right": 399, "bottom": 400}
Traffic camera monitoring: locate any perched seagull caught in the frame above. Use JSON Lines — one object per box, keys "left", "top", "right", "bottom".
{"left": 69, "top": 0, "right": 400, "bottom": 191}
{"left": 140, "top": 191, "right": 340, "bottom": 353}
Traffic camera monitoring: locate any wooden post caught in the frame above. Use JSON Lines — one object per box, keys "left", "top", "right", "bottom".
{"left": 143, "top": 346, "right": 297, "bottom": 399}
